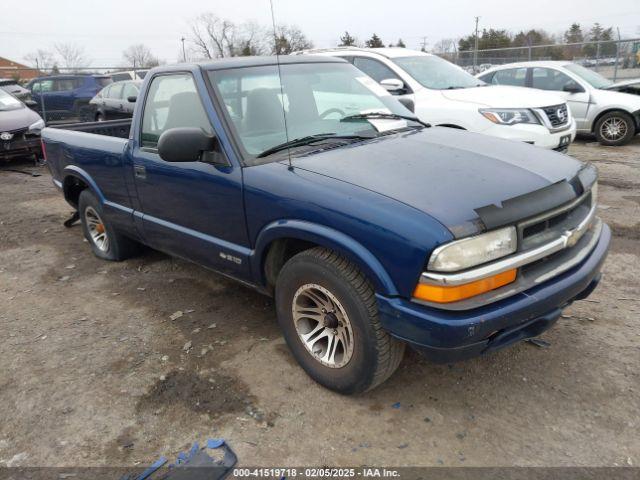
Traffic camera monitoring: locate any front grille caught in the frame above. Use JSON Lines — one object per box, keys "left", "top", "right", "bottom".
{"left": 518, "top": 192, "right": 592, "bottom": 252}
{"left": 542, "top": 104, "right": 569, "bottom": 128}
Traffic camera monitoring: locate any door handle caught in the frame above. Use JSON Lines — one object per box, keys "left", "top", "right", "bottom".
{"left": 134, "top": 164, "right": 146, "bottom": 179}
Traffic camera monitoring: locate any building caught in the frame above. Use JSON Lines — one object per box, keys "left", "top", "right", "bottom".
{"left": 0, "top": 56, "right": 41, "bottom": 81}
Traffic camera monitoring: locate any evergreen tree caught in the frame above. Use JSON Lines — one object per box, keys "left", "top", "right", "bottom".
{"left": 396, "top": 38, "right": 406, "bottom": 48}
{"left": 339, "top": 31, "right": 357, "bottom": 47}
{"left": 365, "top": 33, "right": 384, "bottom": 48}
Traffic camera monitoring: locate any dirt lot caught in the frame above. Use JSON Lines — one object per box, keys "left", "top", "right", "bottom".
{"left": 1, "top": 136, "right": 639, "bottom": 468}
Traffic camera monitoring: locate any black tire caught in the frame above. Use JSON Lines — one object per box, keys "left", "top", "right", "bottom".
{"left": 78, "top": 189, "right": 140, "bottom": 261}
{"left": 275, "top": 247, "right": 405, "bottom": 394}
{"left": 594, "top": 111, "right": 636, "bottom": 146}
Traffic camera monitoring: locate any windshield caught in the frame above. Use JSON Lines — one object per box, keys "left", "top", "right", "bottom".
{"left": 392, "top": 55, "right": 484, "bottom": 90}
{"left": 564, "top": 64, "right": 613, "bottom": 89}
{"left": 0, "top": 89, "right": 23, "bottom": 111}
{"left": 208, "top": 62, "right": 420, "bottom": 164}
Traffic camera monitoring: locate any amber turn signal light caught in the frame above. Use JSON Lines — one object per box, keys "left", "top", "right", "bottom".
{"left": 413, "top": 269, "right": 517, "bottom": 303}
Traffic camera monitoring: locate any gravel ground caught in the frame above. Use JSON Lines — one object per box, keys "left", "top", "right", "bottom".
{"left": 0, "top": 136, "right": 639, "bottom": 468}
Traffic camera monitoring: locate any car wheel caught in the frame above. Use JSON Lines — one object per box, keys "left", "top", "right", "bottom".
{"left": 275, "top": 247, "right": 405, "bottom": 394}
{"left": 78, "top": 189, "right": 140, "bottom": 261}
{"left": 594, "top": 111, "right": 635, "bottom": 146}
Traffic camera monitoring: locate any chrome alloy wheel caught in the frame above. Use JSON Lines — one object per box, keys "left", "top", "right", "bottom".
{"left": 84, "top": 206, "right": 109, "bottom": 252}
{"left": 600, "top": 116, "right": 628, "bottom": 141}
{"left": 292, "top": 284, "right": 354, "bottom": 368}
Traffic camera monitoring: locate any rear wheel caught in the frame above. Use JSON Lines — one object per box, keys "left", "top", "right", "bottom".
{"left": 78, "top": 189, "right": 140, "bottom": 261}
{"left": 594, "top": 111, "right": 635, "bottom": 146}
{"left": 275, "top": 247, "right": 405, "bottom": 394}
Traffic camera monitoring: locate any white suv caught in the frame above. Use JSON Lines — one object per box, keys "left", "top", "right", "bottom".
{"left": 478, "top": 61, "right": 640, "bottom": 146}
{"left": 302, "top": 48, "right": 576, "bottom": 152}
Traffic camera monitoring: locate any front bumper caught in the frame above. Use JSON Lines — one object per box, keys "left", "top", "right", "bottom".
{"left": 377, "top": 223, "right": 610, "bottom": 363}
{"left": 1, "top": 134, "right": 41, "bottom": 161}
{"left": 481, "top": 119, "right": 576, "bottom": 151}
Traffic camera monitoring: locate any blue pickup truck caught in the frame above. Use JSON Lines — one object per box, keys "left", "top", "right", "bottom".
{"left": 42, "top": 56, "right": 610, "bottom": 393}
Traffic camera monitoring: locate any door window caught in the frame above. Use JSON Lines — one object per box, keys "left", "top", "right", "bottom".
{"left": 53, "top": 79, "right": 78, "bottom": 91}
{"left": 491, "top": 68, "right": 527, "bottom": 86}
{"left": 353, "top": 57, "right": 401, "bottom": 83}
{"left": 122, "top": 83, "right": 138, "bottom": 101}
{"left": 531, "top": 68, "right": 575, "bottom": 91}
{"left": 108, "top": 83, "right": 124, "bottom": 99}
{"left": 32, "top": 80, "right": 54, "bottom": 93}
{"left": 141, "top": 73, "right": 212, "bottom": 149}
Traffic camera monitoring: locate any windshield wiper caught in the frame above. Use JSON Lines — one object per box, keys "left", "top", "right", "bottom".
{"left": 340, "top": 112, "right": 430, "bottom": 128}
{"left": 256, "top": 133, "right": 375, "bottom": 158}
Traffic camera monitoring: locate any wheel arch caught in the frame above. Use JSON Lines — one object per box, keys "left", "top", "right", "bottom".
{"left": 62, "top": 165, "right": 105, "bottom": 208}
{"left": 591, "top": 108, "right": 638, "bottom": 134}
{"left": 253, "top": 220, "right": 398, "bottom": 297}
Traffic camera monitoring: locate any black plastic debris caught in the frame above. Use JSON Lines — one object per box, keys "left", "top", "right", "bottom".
{"left": 526, "top": 338, "right": 551, "bottom": 349}
{"left": 120, "top": 438, "right": 237, "bottom": 480}
{"left": 63, "top": 211, "right": 80, "bottom": 228}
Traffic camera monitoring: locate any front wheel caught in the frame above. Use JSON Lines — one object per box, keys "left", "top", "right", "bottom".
{"left": 275, "top": 247, "right": 405, "bottom": 394}
{"left": 594, "top": 111, "right": 636, "bottom": 146}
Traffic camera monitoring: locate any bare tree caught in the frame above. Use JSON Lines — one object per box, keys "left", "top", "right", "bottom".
{"left": 272, "top": 24, "right": 313, "bottom": 55}
{"left": 24, "top": 49, "right": 56, "bottom": 72}
{"left": 433, "top": 38, "right": 459, "bottom": 61}
{"left": 54, "top": 43, "right": 90, "bottom": 71}
{"left": 190, "top": 13, "right": 239, "bottom": 58}
{"left": 123, "top": 44, "right": 160, "bottom": 68}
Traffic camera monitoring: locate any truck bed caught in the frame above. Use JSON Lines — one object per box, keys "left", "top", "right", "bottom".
{"left": 48, "top": 119, "right": 132, "bottom": 139}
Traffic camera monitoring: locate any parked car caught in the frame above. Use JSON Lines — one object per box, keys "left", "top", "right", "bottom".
{"left": 109, "top": 70, "right": 149, "bottom": 82}
{"left": 302, "top": 48, "right": 576, "bottom": 152}
{"left": 42, "top": 56, "right": 609, "bottom": 393}
{"left": 0, "top": 78, "right": 32, "bottom": 102}
{"left": 26, "top": 74, "right": 112, "bottom": 123}
{"left": 0, "top": 88, "right": 44, "bottom": 161}
{"left": 90, "top": 80, "right": 141, "bottom": 121}
{"left": 477, "top": 62, "right": 640, "bottom": 146}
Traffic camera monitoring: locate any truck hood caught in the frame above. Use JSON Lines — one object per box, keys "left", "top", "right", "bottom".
{"left": 0, "top": 106, "right": 41, "bottom": 132}
{"left": 291, "top": 127, "right": 584, "bottom": 237}
{"left": 440, "top": 85, "right": 566, "bottom": 108}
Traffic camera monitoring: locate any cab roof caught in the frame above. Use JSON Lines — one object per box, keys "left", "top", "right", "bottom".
{"left": 199, "top": 55, "right": 347, "bottom": 71}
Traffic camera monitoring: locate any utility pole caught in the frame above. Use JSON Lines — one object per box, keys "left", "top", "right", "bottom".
{"left": 473, "top": 16, "right": 480, "bottom": 71}
{"left": 181, "top": 37, "right": 187, "bottom": 62}
{"left": 420, "top": 36, "right": 428, "bottom": 52}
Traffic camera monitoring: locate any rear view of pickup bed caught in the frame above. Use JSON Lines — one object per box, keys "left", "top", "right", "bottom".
{"left": 42, "top": 56, "right": 609, "bottom": 394}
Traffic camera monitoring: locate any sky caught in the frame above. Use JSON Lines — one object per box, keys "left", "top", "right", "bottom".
{"left": 1, "top": 0, "right": 639, "bottom": 67}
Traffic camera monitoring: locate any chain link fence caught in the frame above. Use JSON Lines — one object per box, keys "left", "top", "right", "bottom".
{"left": 0, "top": 66, "right": 147, "bottom": 125}
{"left": 438, "top": 38, "right": 640, "bottom": 81}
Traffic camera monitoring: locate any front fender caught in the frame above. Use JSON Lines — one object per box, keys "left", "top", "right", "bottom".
{"left": 252, "top": 219, "right": 399, "bottom": 296}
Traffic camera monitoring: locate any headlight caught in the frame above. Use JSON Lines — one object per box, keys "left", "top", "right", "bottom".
{"left": 28, "top": 118, "right": 45, "bottom": 134}
{"left": 479, "top": 108, "right": 540, "bottom": 126}
{"left": 428, "top": 226, "right": 517, "bottom": 272}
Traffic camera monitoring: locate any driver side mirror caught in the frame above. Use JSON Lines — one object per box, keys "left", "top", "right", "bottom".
{"left": 563, "top": 82, "right": 584, "bottom": 94}
{"left": 158, "top": 127, "right": 217, "bottom": 163}
{"left": 380, "top": 78, "right": 405, "bottom": 94}
{"left": 25, "top": 99, "right": 38, "bottom": 109}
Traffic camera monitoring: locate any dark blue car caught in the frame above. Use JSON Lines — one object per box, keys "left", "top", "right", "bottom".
{"left": 41, "top": 56, "right": 610, "bottom": 394}
{"left": 26, "top": 74, "right": 112, "bottom": 123}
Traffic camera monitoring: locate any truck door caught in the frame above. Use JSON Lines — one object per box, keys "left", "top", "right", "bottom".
{"left": 130, "top": 72, "right": 250, "bottom": 279}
